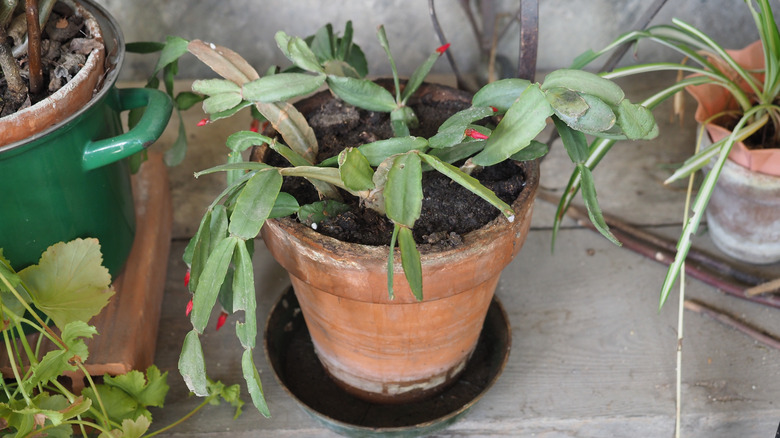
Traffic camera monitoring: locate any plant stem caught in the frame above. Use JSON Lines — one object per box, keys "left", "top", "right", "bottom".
{"left": 684, "top": 299, "right": 780, "bottom": 350}
{"left": 25, "top": 0, "right": 43, "bottom": 96}
{"left": 144, "top": 398, "right": 212, "bottom": 437}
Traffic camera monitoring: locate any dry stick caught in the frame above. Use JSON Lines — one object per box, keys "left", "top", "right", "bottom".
{"left": 684, "top": 299, "right": 780, "bottom": 350}
{"left": 537, "top": 190, "right": 780, "bottom": 309}
{"left": 25, "top": 0, "right": 43, "bottom": 96}
{"left": 745, "top": 278, "right": 780, "bottom": 297}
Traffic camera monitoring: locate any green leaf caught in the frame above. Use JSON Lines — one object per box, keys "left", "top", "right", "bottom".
{"left": 297, "top": 201, "right": 351, "bottom": 227}
{"left": 175, "top": 91, "right": 205, "bottom": 110}
{"left": 233, "top": 241, "right": 256, "bottom": 349}
{"left": 438, "top": 106, "right": 496, "bottom": 132}
{"left": 553, "top": 116, "right": 590, "bottom": 163}
{"left": 179, "top": 330, "right": 209, "bottom": 396}
{"left": 151, "top": 36, "right": 190, "bottom": 77}
{"left": 426, "top": 140, "right": 485, "bottom": 164}
{"left": 397, "top": 226, "right": 423, "bottom": 300}
{"left": 99, "top": 365, "right": 169, "bottom": 409}
{"left": 402, "top": 50, "right": 441, "bottom": 103}
{"left": 286, "top": 35, "right": 325, "bottom": 74}
{"left": 117, "top": 416, "right": 152, "bottom": 438}
{"left": 541, "top": 69, "right": 625, "bottom": 105}
{"left": 192, "top": 79, "right": 241, "bottom": 95}
{"left": 191, "top": 237, "right": 238, "bottom": 333}
{"left": 384, "top": 153, "right": 423, "bottom": 227}
{"left": 208, "top": 100, "right": 253, "bottom": 123}
{"left": 555, "top": 93, "right": 616, "bottom": 134}
{"left": 614, "top": 100, "right": 658, "bottom": 140}
{"left": 164, "top": 111, "right": 188, "bottom": 167}
{"left": 242, "top": 73, "right": 326, "bottom": 103}
{"left": 472, "top": 84, "right": 553, "bottom": 166}
{"left": 326, "top": 76, "right": 397, "bottom": 112}
{"left": 202, "top": 92, "right": 243, "bottom": 114}
{"left": 226, "top": 131, "right": 273, "bottom": 153}
{"left": 545, "top": 87, "right": 588, "bottom": 119}
{"left": 510, "top": 140, "right": 548, "bottom": 161}
{"left": 242, "top": 350, "right": 271, "bottom": 417}
{"left": 390, "top": 106, "right": 417, "bottom": 137}
{"left": 19, "top": 238, "right": 113, "bottom": 330}
{"left": 310, "top": 23, "right": 335, "bottom": 61}
{"left": 579, "top": 164, "right": 620, "bottom": 246}
{"left": 345, "top": 43, "right": 368, "bottom": 78}
{"left": 338, "top": 148, "right": 375, "bottom": 191}
{"left": 269, "top": 192, "right": 300, "bottom": 218}
{"left": 255, "top": 101, "right": 318, "bottom": 163}
{"left": 206, "top": 380, "right": 244, "bottom": 418}
{"left": 420, "top": 153, "right": 514, "bottom": 219}
{"left": 472, "top": 78, "right": 531, "bottom": 112}
{"left": 30, "top": 322, "right": 95, "bottom": 389}
{"left": 387, "top": 226, "right": 398, "bottom": 300}
{"left": 357, "top": 136, "right": 429, "bottom": 166}
{"left": 228, "top": 170, "right": 283, "bottom": 239}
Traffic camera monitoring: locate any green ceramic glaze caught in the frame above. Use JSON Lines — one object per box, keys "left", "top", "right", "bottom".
{"left": 0, "top": 0, "right": 172, "bottom": 277}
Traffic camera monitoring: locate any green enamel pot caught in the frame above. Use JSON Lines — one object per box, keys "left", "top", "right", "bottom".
{"left": 0, "top": 0, "right": 172, "bottom": 277}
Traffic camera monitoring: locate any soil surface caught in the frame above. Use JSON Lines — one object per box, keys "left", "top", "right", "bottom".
{"left": 261, "top": 82, "right": 528, "bottom": 249}
{"left": 0, "top": 2, "right": 99, "bottom": 116}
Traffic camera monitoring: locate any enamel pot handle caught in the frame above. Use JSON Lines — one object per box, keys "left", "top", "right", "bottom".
{"left": 82, "top": 88, "right": 173, "bottom": 171}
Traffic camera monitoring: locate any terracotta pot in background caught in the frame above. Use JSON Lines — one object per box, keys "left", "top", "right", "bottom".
{"left": 686, "top": 40, "right": 780, "bottom": 263}
{"left": 261, "top": 159, "right": 539, "bottom": 404}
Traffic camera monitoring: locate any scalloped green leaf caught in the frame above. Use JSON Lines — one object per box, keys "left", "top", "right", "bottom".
{"left": 19, "top": 239, "right": 113, "bottom": 330}
{"left": 384, "top": 153, "right": 422, "bottom": 227}
{"left": 338, "top": 148, "right": 375, "bottom": 191}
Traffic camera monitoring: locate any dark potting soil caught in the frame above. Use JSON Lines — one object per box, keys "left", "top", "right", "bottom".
{"left": 0, "top": 2, "right": 99, "bottom": 116}
{"left": 265, "top": 83, "right": 528, "bottom": 250}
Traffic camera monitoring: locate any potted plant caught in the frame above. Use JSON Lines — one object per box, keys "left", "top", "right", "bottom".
{"left": 0, "top": 0, "right": 173, "bottom": 277}
{"left": 176, "top": 22, "right": 658, "bottom": 410}
{"left": 556, "top": 0, "right": 780, "bottom": 307}
{"left": 0, "top": 239, "right": 243, "bottom": 436}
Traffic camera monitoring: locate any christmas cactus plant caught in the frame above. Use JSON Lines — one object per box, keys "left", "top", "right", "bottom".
{"left": 169, "top": 22, "right": 659, "bottom": 414}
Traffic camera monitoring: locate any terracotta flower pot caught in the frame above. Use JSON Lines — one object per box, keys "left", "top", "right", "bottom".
{"left": 686, "top": 40, "right": 780, "bottom": 176}
{"left": 261, "top": 159, "right": 537, "bottom": 403}
{"left": 685, "top": 41, "right": 780, "bottom": 263}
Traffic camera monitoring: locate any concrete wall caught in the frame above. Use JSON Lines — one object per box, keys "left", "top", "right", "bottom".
{"left": 92, "top": 0, "right": 768, "bottom": 82}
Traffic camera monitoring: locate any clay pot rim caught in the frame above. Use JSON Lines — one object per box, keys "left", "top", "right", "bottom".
{"left": 0, "top": 0, "right": 123, "bottom": 152}
{"left": 267, "top": 157, "right": 540, "bottom": 261}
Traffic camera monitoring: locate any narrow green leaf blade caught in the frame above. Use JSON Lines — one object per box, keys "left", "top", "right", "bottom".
{"left": 384, "top": 153, "right": 423, "bottom": 227}
{"left": 472, "top": 84, "right": 553, "bottom": 166}
{"left": 179, "top": 330, "right": 209, "bottom": 396}
{"left": 358, "top": 136, "right": 429, "bottom": 166}
{"left": 242, "top": 73, "right": 326, "bottom": 103}
{"left": 242, "top": 349, "right": 271, "bottom": 417}
{"left": 326, "top": 76, "right": 397, "bottom": 112}
{"left": 579, "top": 164, "right": 620, "bottom": 246}
{"left": 228, "top": 170, "right": 283, "bottom": 239}
{"left": 339, "top": 148, "right": 375, "bottom": 191}
{"left": 398, "top": 227, "right": 423, "bottom": 301}
{"left": 472, "top": 78, "right": 531, "bottom": 112}
{"left": 420, "top": 153, "right": 514, "bottom": 219}
{"left": 233, "top": 241, "right": 256, "bottom": 349}
{"left": 191, "top": 237, "right": 238, "bottom": 333}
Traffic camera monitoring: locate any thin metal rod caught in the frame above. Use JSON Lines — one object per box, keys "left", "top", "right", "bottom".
{"left": 428, "top": 0, "right": 468, "bottom": 90}
{"left": 517, "top": 0, "right": 538, "bottom": 82}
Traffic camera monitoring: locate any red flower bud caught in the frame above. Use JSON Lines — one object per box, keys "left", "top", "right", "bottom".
{"left": 197, "top": 118, "right": 209, "bottom": 127}
{"left": 465, "top": 128, "right": 489, "bottom": 140}
{"left": 184, "top": 270, "right": 191, "bottom": 287}
{"left": 436, "top": 43, "right": 451, "bottom": 55}
{"left": 185, "top": 298, "right": 193, "bottom": 316}
{"left": 249, "top": 119, "right": 260, "bottom": 133}
{"left": 216, "top": 311, "right": 229, "bottom": 331}
{"left": 490, "top": 106, "right": 498, "bottom": 112}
